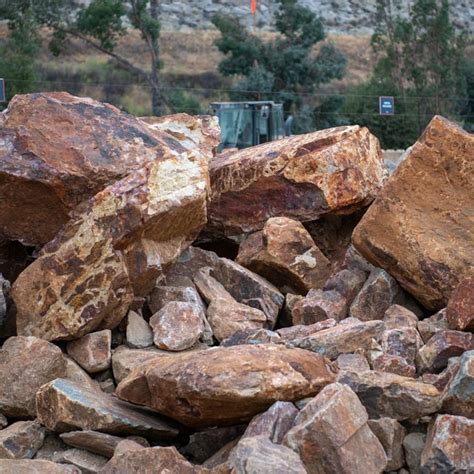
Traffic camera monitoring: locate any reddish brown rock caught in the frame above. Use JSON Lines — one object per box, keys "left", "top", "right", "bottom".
{"left": 417, "top": 309, "right": 449, "bottom": 343}
{"left": 284, "top": 383, "right": 387, "bottom": 474}
{"left": 36, "top": 378, "right": 178, "bottom": 440}
{"left": 323, "top": 268, "right": 367, "bottom": 307}
{"left": 116, "top": 344, "right": 336, "bottom": 428}
{"left": 336, "top": 353, "right": 370, "bottom": 372}
{"left": 420, "top": 415, "right": 474, "bottom": 473}
{"left": 229, "top": 436, "right": 307, "bottom": 474}
{"left": 291, "top": 319, "right": 384, "bottom": 359}
{"left": 382, "top": 327, "right": 423, "bottom": 366}
{"left": 442, "top": 350, "right": 474, "bottom": 418}
{"left": 220, "top": 328, "right": 281, "bottom": 347}
{"left": 150, "top": 301, "right": 204, "bottom": 351}
{"left": 0, "top": 421, "right": 45, "bottom": 459}
{"left": 55, "top": 449, "right": 108, "bottom": 473}
{"left": 384, "top": 304, "right": 419, "bottom": 330}
{"left": 66, "top": 330, "right": 111, "bottom": 374}
{"left": 416, "top": 330, "right": 473, "bottom": 373}
{"left": 236, "top": 217, "right": 331, "bottom": 294}
{"left": 422, "top": 357, "right": 460, "bottom": 391}
{"left": 208, "top": 125, "right": 385, "bottom": 235}
{"left": 148, "top": 285, "right": 206, "bottom": 314}
{"left": 338, "top": 370, "right": 441, "bottom": 420}
{"left": 12, "top": 121, "right": 209, "bottom": 340}
{"left": 446, "top": 274, "right": 474, "bottom": 331}
{"left": 368, "top": 418, "right": 406, "bottom": 471}
{"left": 101, "top": 445, "right": 195, "bottom": 474}
{"left": 349, "top": 269, "right": 403, "bottom": 321}
{"left": 353, "top": 116, "right": 474, "bottom": 311}
{"left": 277, "top": 319, "right": 337, "bottom": 341}
{"left": 373, "top": 354, "right": 416, "bottom": 377}
{"left": 0, "top": 460, "right": 80, "bottom": 473}
{"left": 0, "top": 336, "right": 67, "bottom": 417}
{"left": 292, "top": 289, "right": 347, "bottom": 325}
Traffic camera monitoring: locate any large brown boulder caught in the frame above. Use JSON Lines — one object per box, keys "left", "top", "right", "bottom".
{"left": 353, "top": 116, "right": 474, "bottom": 310}
{"left": 12, "top": 128, "right": 209, "bottom": 340}
{"left": 0, "top": 92, "right": 202, "bottom": 246}
{"left": 208, "top": 125, "right": 385, "bottom": 235}
{"left": 116, "top": 344, "right": 336, "bottom": 428}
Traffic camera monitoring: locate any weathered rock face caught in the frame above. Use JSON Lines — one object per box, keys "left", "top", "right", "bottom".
{"left": 353, "top": 116, "right": 474, "bottom": 311}
{"left": 12, "top": 124, "right": 209, "bottom": 340}
{"left": 403, "top": 432, "right": 426, "bottom": 474}
{"left": 284, "top": 383, "right": 387, "bottom": 474}
{"left": 0, "top": 421, "right": 45, "bottom": 459}
{"left": 66, "top": 330, "right": 111, "bottom": 374}
{"left": 420, "top": 414, "right": 474, "bottom": 473}
{"left": 125, "top": 311, "right": 153, "bottom": 349}
{"left": 368, "top": 418, "right": 406, "bottom": 471}
{"left": 36, "top": 378, "right": 178, "bottom": 440}
{"left": 384, "top": 304, "right": 419, "bottom": 330}
{"left": 116, "top": 344, "right": 336, "bottom": 428}
{"left": 292, "top": 289, "right": 347, "bottom": 325}
{"left": 0, "top": 92, "right": 190, "bottom": 246}
{"left": 338, "top": 370, "right": 441, "bottom": 420}
{"left": 236, "top": 217, "right": 331, "bottom": 294}
{"left": 55, "top": 448, "right": 108, "bottom": 473}
{"left": 417, "top": 309, "right": 449, "bottom": 343}
{"left": 209, "top": 125, "right": 385, "bottom": 236}
{"left": 0, "top": 336, "right": 67, "bottom": 417}
{"left": 0, "top": 460, "right": 80, "bottom": 473}
{"left": 446, "top": 274, "right": 474, "bottom": 331}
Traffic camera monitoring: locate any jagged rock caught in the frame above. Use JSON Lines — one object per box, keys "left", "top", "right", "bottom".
{"left": 403, "top": 432, "right": 426, "bottom": 474}
{"left": 382, "top": 327, "right": 423, "bottom": 366}
{"left": 236, "top": 217, "right": 331, "bottom": 294}
{"left": 60, "top": 431, "right": 147, "bottom": 459}
{"left": 368, "top": 418, "right": 406, "bottom": 471}
{"left": 284, "top": 383, "right": 387, "bottom": 474}
{"left": 12, "top": 115, "right": 210, "bottom": 340}
{"left": 36, "top": 378, "right": 178, "bottom": 440}
{"left": 0, "top": 421, "right": 45, "bottom": 459}
{"left": 417, "top": 309, "right": 449, "bottom": 343}
{"left": 116, "top": 344, "right": 336, "bottom": 428}
{"left": 228, "top": 436, "right": 307, "bottom": 474}
{"left": 446, "top": 274, "right": 474, "bottom": 331}
{"left": 373, "top": 354, "right": 416, "bottom": 377}
{"left": 165, "top": 247, "right": 284, "bottom": 327}
{"left": 0, "top": 460, "right": 80, "bottom": 473}
{"left": 292, "top": 289, "right": 347, "bottom": 325}
{"left": 101, "top": 445, "right": 195, "bottom": 474}
{"left": 442, "top": 350, "right": 474, "bottom": 418}
{"left": 148, "top": 285, "right": 206, "bottom": 314}
{"left": 336, "top": 353, "right": 370, "bottom": 372}
{"left": 56, "top": 449, "right": 108, "bottom": 473}
{"left": 182, "top": 425, "right": 245, "bottom": 464}
{"left": 0, "top": 336, "right": 67, "bottom": 417}
{"left": 0, "top": 415, "right": 6, "bottom": 429}
{"left": 125, "top": 311, "right": 153, "bottom": 349}
{"left": 33, "top": 434, "right": 68, "bottom": 462}
{"left": 242, "top": 401, "right": 298, "bottom": 444}
{"left": 208, "top": 125, "right": 385, "bottom": 235}
{"left": 416, "top": 330, "right": 473, "bottom": 373}
{"left": 420, "top": 415, "right": 474, "bottom": 473}
{"left": 220, "top": 328, "right": 281, "bottom": 347}
{"left": 202, "top": 438, "right": 240, "bottom": 470}
{"left": 384, "top": 304, "right": 419, "bottom": 330}
{"left": 349, "top": 269, "right": 403, "bottom": 321}
{"left": 353, "top": 116, "right": 474, "bottom": 311}
{"left": 338, "top": 370, "right": 441, "bottom": 420}
{"left": 149, "top": 301, "right": 204, "bottom": 351}
{"left": 323, "top": 268, "right": 367, "bottom": 308}
{"left": 279, "top": 293, "right": 304, "bottom": 327}
{"left": 64, "top": 357, "right": 100, "bottom": 392}
{"left": 66, "top": 330, "right": 111, "bottom": 374}
{"left": 277, "top": 319, "right": 337, "bottom": 341}
{"left": 291, "top": 319, "right": 384, "bottom": 359}
{"left": 422, "top": 357, "right": 460, "bottom": 391}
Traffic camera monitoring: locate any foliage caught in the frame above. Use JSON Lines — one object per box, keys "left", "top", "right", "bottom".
{"left": 168, "top": 90, "right": 203, "bottom": 115}
{"left": 212, "top": 0, "right": 347, "bottom": 132}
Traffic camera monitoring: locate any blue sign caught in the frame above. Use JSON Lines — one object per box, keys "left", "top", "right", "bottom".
{"left": 379, "top": 96, "right": 394, "bottom": 115}
{"left": 0, "top": 79, "right": 5, "bottom": 102}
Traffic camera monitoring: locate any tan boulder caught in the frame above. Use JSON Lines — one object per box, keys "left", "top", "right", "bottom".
{"left": 0, "top": 336, "right": 67, "bottom": 417}
{"left": 353, "top": 116, "right": 474, "bottom": 310}
{"left": 0, "top": 92, "right": 192, "bottom": 246}
{"left": 208, "top": 125, "right": 385, "bottom": 235}
{"left": 284, "top": 383, "right": 387, "bottom": 474}
{"left": 66, "top": 330, "right": 111, "bottom": 374}
{"left": 36, "top": 378, "right": 178, "bottom": 440}
{"left": 125, "top": 311, "right": 153, "bottom": 349}
{"left": 446, "top": 274, "right": 474, "bottom": 331}
{"left": 116, "top": 344, "right": 336, "bottom": 428}
{"left": 12, "top": 123, "right": 209, "bottom": 340}
{"left": 236, "top": 217, "right": 331, "bottom": 294}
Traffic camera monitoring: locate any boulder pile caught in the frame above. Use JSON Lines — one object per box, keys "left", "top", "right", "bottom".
{"left": 0, "top": 92, "right": 472, "bottom": 473}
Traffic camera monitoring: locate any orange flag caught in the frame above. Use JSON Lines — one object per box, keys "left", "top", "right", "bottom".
{"left": 251, "top": 0, "right": 257, "bottom": 15}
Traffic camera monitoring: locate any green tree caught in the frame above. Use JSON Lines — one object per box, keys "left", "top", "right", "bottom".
{"left": 212, "top": 0, "right": 347, "bottom": 132}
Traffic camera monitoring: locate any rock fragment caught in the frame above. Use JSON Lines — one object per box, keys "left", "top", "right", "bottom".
{"left": 0, "top": 421, "right": 45, "bottom": 459}
{"left": 292, "top": 289, "right": 347, "bottom": 325}
{"left": 417, "top": 309, "right": 449, "bottom": 343}
{"left": 446, "top": 274, "right": 474, "bottom": 331}
{"left": 384, "top": 304, "right": 419, "bottom": 330}
{"left": 368, "top": 418, "right": 406, "bottom": 471}
{"left": 125, "top": 311, "right": 153, "bottom": 349}
{"left": 403, "top": 432, "right": 426, "bottom": 474}
{"left": 66, "top": 330, "right": 112, "bottom": 374}
{"left": 56, "top": 449, "right": 108, "bottom": 473}
{"left": 0, "top": 460, "right": 80, "bottom": 473}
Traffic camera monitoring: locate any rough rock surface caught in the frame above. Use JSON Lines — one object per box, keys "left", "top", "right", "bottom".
{"left": 125, "top": 311, "right": 153, "bottom": 349}
{"left": 291, "top": 289, "right": 347, "bottom": 325}
{"left": 353, "top": 116, "right": 474, "bottom": 310}
{"left": 236, "top": 217, "right": 331, "bottom": 294}
{"left": 0, "top": 336, "right": 67, "bottom": 417}
{"left": 36, "top": 378, "right": 178, "bottom": 440}
{"left": 66, "top": 330, "right": 111, "bottom": 373}
{"left": 56, "top": 448, "right": 108, "bottom": 473}
{"left": 417, "top": 309, "right": 449, "bottom": 343}
{"left": 284, "top": 383, "right": 387, "bottom": 473}
{"left": 12, "top": 116, "right": 209, "bottom": 340}
{"left": 0, "top": 421, "right": 45, "bottom": 459}
{"left": 209, "top": 125, "right": 385, "bottom": 235}
{"left": 368, "top": 418, "right": 406, "bottom": 471}
{"left": 420, "top": 414, "right": 474, "bottom": 473}
{"left": 446, "top": 274, "right": 474, "bottom": 331}
{"left": 403, "top": 432, "right": 426, "bottom": 474}
{"left": 116, "top": 344, "right": 336, "bottom": 428}
{"left": 0, "top": 460, "right": 80, "bottom": 473}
